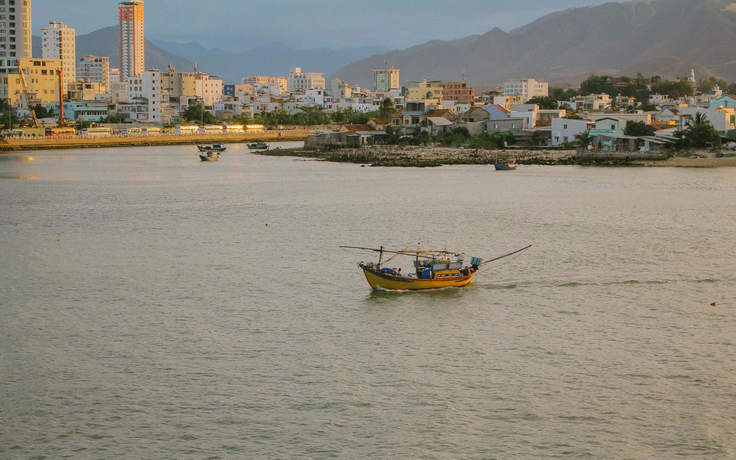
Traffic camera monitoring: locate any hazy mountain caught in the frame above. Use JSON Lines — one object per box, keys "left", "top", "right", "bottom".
{"left": 32, "top": 26, "right": 195, "bottom": 74}
{"left": 330, "top": 0, "right": 736, "bottom": 87}
{"left": 150, "top": 39, "right": 390, "bottom": 84}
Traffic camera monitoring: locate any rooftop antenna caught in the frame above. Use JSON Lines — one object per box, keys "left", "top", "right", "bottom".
{"left": 462, "top": 68, "right": 466, "bottom": 83}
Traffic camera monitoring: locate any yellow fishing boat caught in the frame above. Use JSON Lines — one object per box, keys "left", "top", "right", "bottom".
{"left": 341, "top": 245, "right": 531, "bottom": 291}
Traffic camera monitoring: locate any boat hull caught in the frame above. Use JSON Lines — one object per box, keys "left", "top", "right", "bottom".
{"left": 199, "top": 154, "right": 219, "bottom": 162}
{"left": 360, "top": 266, "right": 476, "bottom": 291}
{"left": 494, "top": 164, "right": 517, "bottom": 170}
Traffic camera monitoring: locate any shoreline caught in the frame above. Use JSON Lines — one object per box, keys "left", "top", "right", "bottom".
{"left": 0, "top": 131, "right": 308, "bottom": 152}
{"left": 254, "top": 146, "right": 736, "bottom": 168}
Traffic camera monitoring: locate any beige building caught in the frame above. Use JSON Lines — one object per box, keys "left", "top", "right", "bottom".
{"left": 41, "top": 22, "right": 75, "bottom": 91}
{"left": 78, "top": 55, "right": 110, "bottom": 91}
{"left": 8, "top": 58, "right": 63, "bottom": 105}
{"left": 407, "top": 80, "right": 444, "bottom": 101}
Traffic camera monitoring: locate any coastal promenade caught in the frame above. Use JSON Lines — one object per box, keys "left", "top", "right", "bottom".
{"left": 0, "top": 131, "right": 309, "bottom": 152}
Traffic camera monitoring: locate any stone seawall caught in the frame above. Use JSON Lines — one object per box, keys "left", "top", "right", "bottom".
{"left": 0, "top": 131, "right": 308, "bottom": 152}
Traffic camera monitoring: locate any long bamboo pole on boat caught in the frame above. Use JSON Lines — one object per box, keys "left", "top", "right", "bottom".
{"left": 480, "top": 245, "right": 532, "bottom": 266}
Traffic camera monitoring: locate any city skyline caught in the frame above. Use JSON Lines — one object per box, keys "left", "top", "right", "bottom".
{"left": 32, "top": 0, "right": 626, "bottom": 51}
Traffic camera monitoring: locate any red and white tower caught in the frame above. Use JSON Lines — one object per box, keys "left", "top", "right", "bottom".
{"left": 118, "top": 1, "right": 145, "bottom": 83}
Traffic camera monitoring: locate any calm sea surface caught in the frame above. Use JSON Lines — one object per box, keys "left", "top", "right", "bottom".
{"left": 1, "top": 144, "right": 735, "bottom": 459}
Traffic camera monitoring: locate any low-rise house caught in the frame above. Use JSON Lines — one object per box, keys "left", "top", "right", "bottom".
{"left": 678, "top": 106, "right": 736, "bottom": 133}
{"left": 572, "top": 94, "right": 612, "bottom": 112}
{"left": 485, "top": 117, "right": 528, "bottom": 134}
{"left": 707, "top": 94, "right": 736, "bottom": 110}
{"left": 551, "top": 118, "right": 590, "bottom": 146}
{"left": 484, "top": 104, "right": 510, "bottom": 120}
{"left": 461, "top": 106, "right": 491, "bottom": 123}
{"left": 538, "top": 109, "right": 566, "bottom": 123}
{"left": 649, "top": 94, "right": 671, "bottom": 105}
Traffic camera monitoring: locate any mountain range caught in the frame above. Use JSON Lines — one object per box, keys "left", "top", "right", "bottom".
{"left": 32, "top": 27, "right": 388, "bottom": 84}
{"left": 330, "top": 0, "right": 736, "bottom": 87}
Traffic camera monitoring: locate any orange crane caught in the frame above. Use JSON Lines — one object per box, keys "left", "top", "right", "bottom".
{"left": 58, "top": 68, "right": 65, "bottom": 125}
{"left": 17, "top": 64, "right": 39, "bottom": 128}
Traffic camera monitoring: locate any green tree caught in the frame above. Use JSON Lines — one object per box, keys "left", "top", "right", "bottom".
{"left": 231, "top": 113, "right": 253, "bottom": 125}
{"left": 624, "top": 120, "right": 655, "bottom": 137}
{"left": 426, "top": 91, "right": 434, "bottom": 99}
{"left": 384, "top": 125, "right": 402, "bottom": 144}
{"left": 684, "top": 112, "right": 720, "bottom": 148}
{"left": 530, "top": 130, "right": 546, "bottom": 146}
{"left": 526, "top": 96, "right": 560, "bottom": 109}
{"left": 574, "top": 131, "right": 591, "bottom": 150}
{"left": 378, "top": 98, "right": 396, "bottom": 122}
{"left": 639, "top": 102, "right": 658, "bottom": 112}
{"left": 183, "top": 103, "right": 217, "bottom": 125}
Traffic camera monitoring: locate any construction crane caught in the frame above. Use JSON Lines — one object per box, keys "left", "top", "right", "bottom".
{"left": 57, "top": 68, "right": 65, "bottom": 126}
{"left": 17, "top": 63, "right": 39, "bottom": 128}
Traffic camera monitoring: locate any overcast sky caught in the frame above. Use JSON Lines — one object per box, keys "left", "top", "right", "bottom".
{"left": 34, "top": 0, "right": 625, "bottom": 50}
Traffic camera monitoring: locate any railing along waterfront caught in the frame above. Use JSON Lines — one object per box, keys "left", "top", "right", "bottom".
{"left": 4, "top": 127, "right": 316, "bottom": 142}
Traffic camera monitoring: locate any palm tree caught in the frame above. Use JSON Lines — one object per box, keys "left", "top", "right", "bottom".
{"left": 426, "top": 91, "right": 434, "bottom": 99}
{"left": 378, "top": 98, "right": 396, "bottom": 122}
{"left": 530, "top": 130, "right": 545, "bottom": 147}
{"left": 574, "top": 131, "right": 591, "bottom": 150}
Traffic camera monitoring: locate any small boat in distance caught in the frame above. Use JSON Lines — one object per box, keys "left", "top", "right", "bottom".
{"left": 494, "top": 161, "right": 517, "bottom": 170}
{"left": 248, "top": 142, "right": 270, "bottom": 152}
{"left": 340, "top": 245, "right": 531, "bottom": 291}
{"left": 198, "top": 144, "right": 227, "bottom": 153}
{"left": 197, "top": 144, "right": 225, "bottom": 162}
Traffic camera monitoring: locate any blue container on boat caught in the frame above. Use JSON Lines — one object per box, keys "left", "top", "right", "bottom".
{"left": 423, "top": 268, "right": 432, "bottom": 279}
{"left": 471, "top": 257, "right": 483, "bottom": 266}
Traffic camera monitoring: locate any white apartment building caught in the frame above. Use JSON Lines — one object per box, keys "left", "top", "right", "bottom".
{"left": 289, "top": 67, "right": 325, "bottom": 92}
{"left": 196, "top": 73, "right": 223, "bottom": 106}
{"left": 551, "top": 118, "right": 589, "bottom": 146}
{"left": 128, "top": 68, "right": 162, "bottom": 123}
{"left": 331, "top": 78, "right": 352, "bottom": 100}
{"left": 118, "top": 1, "right": 145, "bottom": 82}
{"left": 41, "top": 22, "right": 75, "bottom": 91}
{"left": 0, "top": 0, "right": 33, "bottom": 98}
{"left": 110, "top": 68, "right": 121, "bottom": 85}
{"left": 243, "top": 75, "right": 287, "bottom": 96}
{"left": 504, "top": 79, "right": 549, "bottom": 102}
{"left": 78, "top": 55, "right": 110, "bottom": 91}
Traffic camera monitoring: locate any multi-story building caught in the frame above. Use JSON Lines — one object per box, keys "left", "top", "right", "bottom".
{"left": 289, "top": 67, "right": 325, "bottom": 92}
{"left": 110, "top": 68, "right": 121, "bottom": 85}
{"left": 78, "top": 55, "right": 110, "bottom": 91}
{"left": 67, "top": 81, "right": 106, "bottom": 101}
{"left": 373, "top": 66, "right": 400, "bottom": 92}
{"left": 7, "top": 58, "right": 63, "bottom": 105}
{"left": 118, "top": 1, "right": 145, "bottom": 82}
{"left": 41, "top": 22, "right": 75, "bottom": 91}
{"left": 196, "top": 73, "right": 223, "bottom": 106}
{"left": 438, "top": 81, "right": 474, "bottom": 104}
{"left": 243, "top": 75, "right": 287, "bottom": 96}
{"left": 407, "top": 80, "right": 444, "bottom": 101}
{"left": 128, "top": 68, "right": 162, "bottom": 122}
{"left": 331, "top": 78, "right": 352, "bottom": 100}
{"left": 0, "top": 0, "right": 33, "bottom": 99}
{"left": 503, "top": 79, "right": 549, "bottom": 102}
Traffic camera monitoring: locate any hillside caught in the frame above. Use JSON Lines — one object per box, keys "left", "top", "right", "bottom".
{"left": 150, "top": 39, "right": 390, "bottom": 84}
{"left": 32, "top": 26, "right": 195, "bottom": 75}
{"left": 330, "top": 0, "right": 736, "bottom": 87}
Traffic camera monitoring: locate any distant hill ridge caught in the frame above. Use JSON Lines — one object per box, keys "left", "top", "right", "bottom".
{"left": 33, "top": 27, "right": 389, "bottom": 84}
{"left": 330, "top": 0, "right": 736, "bottom": 87}
{"left": 32, "top": 26, "right": 195, "bottom": 75}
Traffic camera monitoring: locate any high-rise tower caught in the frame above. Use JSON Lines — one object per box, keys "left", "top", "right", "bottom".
{"left": 0, "top": 0, "right": 33, "bottom": 98}
{"left": 41, "top": 22, "right": 76, "bottom": 91}
{"left": 118, "top": 1, "right": 144, "bottom": 82}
